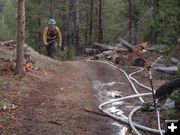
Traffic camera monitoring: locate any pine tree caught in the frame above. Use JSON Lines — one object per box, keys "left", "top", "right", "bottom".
{"left": 15, "top": 0, "right": 25, "bottom": 75}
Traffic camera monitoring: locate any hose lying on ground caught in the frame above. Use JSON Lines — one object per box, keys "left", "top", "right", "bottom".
{"left": 89, "top": 58, "right": 165, "bottom": 134}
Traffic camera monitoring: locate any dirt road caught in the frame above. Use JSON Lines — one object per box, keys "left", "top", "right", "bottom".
{"left": 1, "top": 59, "right": 138, "bottom": 135}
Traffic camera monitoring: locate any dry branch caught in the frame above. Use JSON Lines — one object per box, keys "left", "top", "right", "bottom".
{"left": 84, "top": 107, "right": 106, "bottom": 117}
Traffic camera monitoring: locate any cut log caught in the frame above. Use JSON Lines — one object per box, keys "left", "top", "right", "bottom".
{"left": 154, "top": 63, "right": 167, "bottom": 67}
{"left": 117, "top": 38, "right": 135, "bottom": 52}
{"left": 102, "top": 51, "right": 114, "bottom": 56}
{"left": 84, "top": 48, "right": 100, "bottom": 55}
{"left": 111, "top": 54, "right": 121, "bottom": 64}
{"left": 93, "top": 53, "right": 105, "bottom": 60}
{"left": 154, "top": 66, "right": 178, "bottom": 75}
{"left": 132, "top": 57, "right": 146, "bottom": 67}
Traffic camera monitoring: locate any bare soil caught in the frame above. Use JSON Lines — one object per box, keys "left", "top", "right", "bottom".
{"left": 0, "top": 47, "right": 177, "bottom": 135}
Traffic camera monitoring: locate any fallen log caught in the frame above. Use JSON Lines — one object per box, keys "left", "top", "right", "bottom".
{"left": 84, "top": 48, "right": 100, "bottom": 55}
{"left": 93, "top": 53, "right": 105, "bottom": 60}
{"left": 102, "top": 51, "right": 114, "bottom": 56}
{"left": 117, "top": 38, "right": 135, "bottom": 52}
{"left": 154, "top": 66, "right": 178, "bottom": 75}
{"left": 154, "top": 63, "right": 167, "bottom": 67}
{"left": 93, "top": 42, "right": 114, "bottom": 51}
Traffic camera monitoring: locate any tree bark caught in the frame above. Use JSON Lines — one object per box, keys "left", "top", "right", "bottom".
{"left": 61, "top": 0, "right": 67, "bottom": 48}
{"left": 85, "top": 11, "right": 89, "bottom": 45}
{"left": 75, "top": 0, "right": 80, "bottom": 53}
{"left": 154, "top": 66, "right": 178, "bottom": 75}
{"left": 111, "top": 54, "right": 121, "bottom": 64}
{"left": 98, "top": 0, "right": 103, "bottom": 43}
{"left": 128, "top": 0, "right": 132, "bottom": 43}
{"left": 89, "top": 0, "right": 94, "bottom": 46}
{"left": 38, "top": 0, "right": 41, "bottom": 43}
{"left": 67, "top": 0, "right": 75, "bottom": 46}
{"left": 15, "top": 0, "right": 25, "bottom": 75}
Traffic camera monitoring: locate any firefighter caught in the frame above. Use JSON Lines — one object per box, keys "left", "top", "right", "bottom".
{"left": 43, "top": 19, "right": 62, "bottom": 59}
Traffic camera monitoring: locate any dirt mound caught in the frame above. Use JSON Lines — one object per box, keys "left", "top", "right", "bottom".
{"left": 0, "top": 41, "right": 176, "bottom": 135}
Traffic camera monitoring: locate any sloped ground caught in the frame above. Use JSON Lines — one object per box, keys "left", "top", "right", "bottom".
{"left": 0, "top": 44, "right": 133, "bottom": 135}
{"left": 0, "top": 43, "right": 177, "bottom": 135}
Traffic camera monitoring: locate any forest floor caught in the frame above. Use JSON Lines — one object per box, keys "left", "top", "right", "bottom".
{"left": 0, "top": 44, "right": 179, "bottom": 135}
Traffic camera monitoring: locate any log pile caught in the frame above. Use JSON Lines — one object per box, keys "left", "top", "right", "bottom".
{"left": 154, "top": 57, "right": 179, "bottom": 75}
{"left": 87, "top": 40, "right": 148, "bottom": 67}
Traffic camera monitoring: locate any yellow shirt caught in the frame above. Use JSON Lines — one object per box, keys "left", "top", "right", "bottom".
{"left": 43, "top": 26, "right": 62, "bottom": 45}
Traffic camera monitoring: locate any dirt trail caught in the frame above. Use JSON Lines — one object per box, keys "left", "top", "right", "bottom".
{"left": 1, "top": 59, "right": 135, "bottom": 135}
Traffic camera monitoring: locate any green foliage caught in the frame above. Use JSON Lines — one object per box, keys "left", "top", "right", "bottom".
{"left": 0, "top": 0, "right": 17, "bottom": 40}
{"left": 57, "top": 46, "right": 77, "bottom": 61}
{"left": 0, "top": 16, "right": 9, "bottom": 40}
{"left": 146, "top": 0, "right": 180, "bottom": 54}
{"left": 0, "top": 79, "right": 3, "bottom": 90}
{"left": 170, "top": 88, "right": 180, "bottom": 100}
{"left": 169, "top": 69, "right": 180, "bottom": 80}
{"left": 169, "top": 88, "right": 180, "bottom": 110}
{"left": 103, "top": 0, "right": 129, "bottom": 43}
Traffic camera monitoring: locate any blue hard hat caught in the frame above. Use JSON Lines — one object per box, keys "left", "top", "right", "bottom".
{"left": 48, "top": 19, "right": 56, "bottom": 25}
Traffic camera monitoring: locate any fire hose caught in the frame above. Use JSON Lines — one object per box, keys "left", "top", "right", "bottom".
{"left": 89, "top": 55, "right": 165, "bottom": 134}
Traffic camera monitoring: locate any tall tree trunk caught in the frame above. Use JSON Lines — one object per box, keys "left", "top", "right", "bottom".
{"left": 128, "top": 0, "right": 132, "bottom": 43}
{"left": 51, "top": 0, "right": 55, "bottom": 18}
{"left": 38, "top": 0, "right": 41, "bottom": 43}
{"left": 98, "top": 0, "right": 103, "bottom": 43}
{"left": 85, "top": 11, "right": 89, "bottom": 45}
{"left": 134, "top": 20, "right": 138, "bottom": 45}
{"left": 67, "top": 0, "right": 74, "bottom": 46}
{"left": 61, "top": 0, "right": 67, "bottom": 48}
{"left": 75, "top": 0, "right": 80, "bottom": 53}
{"left": 15, "top": 0, "right": 25, "bottom": 75}
{"left": 89, "top": 0, "right": 94, "bottom": 46}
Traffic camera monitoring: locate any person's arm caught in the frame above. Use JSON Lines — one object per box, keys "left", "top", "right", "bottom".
{"left": 56, "top": 26, "right": 62, "bottom": 45}
{"left": 43, "top": 27, "right": 48, "bottom": 45}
